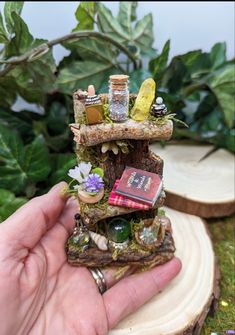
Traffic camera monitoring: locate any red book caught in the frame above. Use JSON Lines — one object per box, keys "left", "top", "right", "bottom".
{"left": 115, "top": 166, "right": 163, "bottom": 207}
{"left": 108, "top": 180, "right": 150, "bottom": 210}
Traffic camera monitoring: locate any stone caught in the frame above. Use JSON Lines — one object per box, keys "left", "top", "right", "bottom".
{"left": 108, "top": 218, "right": 131, "bottom": 243}
{"left": 130, "top": 78, "right": 156, "bottom": 121}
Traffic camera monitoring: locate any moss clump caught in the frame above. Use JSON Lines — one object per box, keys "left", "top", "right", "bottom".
{"left": 80, "top": 189, "right": 111, "bottom": 215}
{"left": 202, "top": 216, "right": 235, "bottom": 333}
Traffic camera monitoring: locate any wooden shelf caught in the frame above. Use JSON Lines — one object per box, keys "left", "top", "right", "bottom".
{"left": 70, "top": 119, "right": 173, "bottom": 146}
{"left": 81, "top": 191, "right": 166, "bottom": 226}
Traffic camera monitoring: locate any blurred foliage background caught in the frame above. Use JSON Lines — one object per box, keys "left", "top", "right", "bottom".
{"left": 0, "top": 2, "right": 234, "bottom": 331}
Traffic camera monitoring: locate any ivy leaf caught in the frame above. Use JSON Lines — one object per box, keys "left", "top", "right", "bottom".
{"left": 0, "top": 109, "right": 36, "bottom": 142}
{"left": 117, "top": 2, "right": 137, "bottom": 34}
{"left": 149, "top": 40, "right": 170, "bottom": 79}
{"left": 49, "top": 154, "right": 76, "bottom": 185}
{"left": 0, "top": 77, "right": 18, "bottom": 107}
{"left": 129, "top": 69, "right": 152, "bottom": 92}
{"left": 0, "top": 125, "right": 50, "bottom": 194}
{"left": 133, "top": 14, "right": 154, "bottom": 56}
{"left": 4, "top": 1, "right": 24, "bottom": 33}
{"left": 73, "top": 1, "right": 96, "bottom": 31}
{"left": 0, "top": 11, "right": 9, "bottom": 43}
{"left": 56, "top": 60, "right": 115, "bottom": 93}
{"left": 5, "top": 11, "right": 33, "bottom": 56}
{"left": 210, "top": 42, "right": 226, "bottom": 70}
{"left": 97, "top": 3, "right": 129, "bottom": 44}
{"left": 209, "top": 65, "right": 235, "bottom": 128}
{"left": 162, "top": 57, "right": 189, "bottom": 93}
{"left": 0, "top": 188, "right": 27, "bottom": 223}
{"left": 65, "top": 38, "right": 115, "bottom": 64}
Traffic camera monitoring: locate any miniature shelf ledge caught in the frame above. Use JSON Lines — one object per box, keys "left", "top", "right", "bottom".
{"left": 82, "top": 191, "right": 166, "bottom": 226}
{"left": 70, "top": 119, "right": 173, "bottom": 146}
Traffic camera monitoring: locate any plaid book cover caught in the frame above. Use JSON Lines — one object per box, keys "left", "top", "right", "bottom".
{"left": 108, "top": 180, "right": 149, "bottom": 210}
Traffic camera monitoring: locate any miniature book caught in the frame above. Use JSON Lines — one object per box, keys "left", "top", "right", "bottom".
{"left": 115, "top": 166, "right": 163, "bottom": 207}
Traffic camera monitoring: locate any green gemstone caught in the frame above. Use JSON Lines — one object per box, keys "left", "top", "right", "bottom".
{"left": 108, "top": 218, "right": 131, "bottom": 243}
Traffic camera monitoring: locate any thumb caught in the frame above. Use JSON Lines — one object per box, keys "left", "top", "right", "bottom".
{"left": 0, "top": 182, "right": 68, "bottom": 253}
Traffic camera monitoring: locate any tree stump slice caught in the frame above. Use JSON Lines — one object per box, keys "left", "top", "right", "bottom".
{"left": 150, "top": 144, "right": 235, "bottom": 218}
{"left": 109, "top": 207, "right": 220, "bottom": 335}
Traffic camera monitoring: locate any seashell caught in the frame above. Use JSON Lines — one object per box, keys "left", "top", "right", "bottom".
{"left": 89, "top": 231, "right": 108, "bottom": 251}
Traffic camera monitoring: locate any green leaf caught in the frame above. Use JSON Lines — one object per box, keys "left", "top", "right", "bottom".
{"left": 73, "top": 1, "right": 96, "bottom": 31}
{"left": 210, "top": 42, "right": 226, "bottom": 69}
{"left": 0, "top": 125, "right": 50, "bottom": 194}
{"left": 149, "top": 40, "right": 170, "bottom": 78}
{"left": 49, "top": 154, "right": 76, "bottom": 185}
{"left": 56, "top": 60, "right": 115, "bottom": 94}
{"left": 0, "top": 109, "right": 35, "bottom": 142}
{"left": 117, "top": 2, "right": 137, "bottom": 34}
{"left": 65, "top": 38, "right": 115, "bottom": 65}
{"left": 129, "top": 69, "right": 152, "bottom": 92}
{"left": 0, "top": 76, "right": 18, "bottom": 107}
{"left": 5, "top": 11, "right": 33, "bottom": 56}
{"left": 46, "top": 102, "right": 69, "bottom": 135}
{"left": 0, "top": 11, "right": 8, "bottom": 43}
{"left": 0, "top": 188, "right": 27, "bottom": 223}
{"left": 209, "top": 65, "right": 235, "bottom": 128}
{"left": 180, "top": 50, "right": 202, "bottom": 69}
{"left": 4, "top": 1, "right": 24, "bottom": 33}
{"left": 97, "top": 3, "right": 129, "bottom": 44}
{"left": 133, "top": 14, "right": 154, "bottom": 55}
{"left": 162, "top": 57, "right": 189, "bottom": 93}
{"left": 91, "top": 167, "right": 104, "bottom": 178}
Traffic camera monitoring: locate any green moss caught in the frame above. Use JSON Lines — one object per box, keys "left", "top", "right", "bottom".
{"left": 202, "top": 216, "right": 235, "bottom": 333}
{"left": 148, "top": 112, "right": 188, "bottom": 127}
{"left": 80, "top": 189, "right": 111, "bottom": 214}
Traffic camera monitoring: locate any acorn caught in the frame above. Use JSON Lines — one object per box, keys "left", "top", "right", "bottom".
{"left": 151, "top": 97, "right": 168, "bottom": 117}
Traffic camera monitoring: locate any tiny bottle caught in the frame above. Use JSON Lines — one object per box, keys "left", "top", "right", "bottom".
{"left": 85, "top": 85, "right": 104, "bottom": 125}
{"left": 109, "top": 74, "right": 129, "bottom": 122}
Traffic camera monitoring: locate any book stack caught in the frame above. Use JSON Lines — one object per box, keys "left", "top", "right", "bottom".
{"left": 108, "top": 166, "right": 163, "bottom": 209}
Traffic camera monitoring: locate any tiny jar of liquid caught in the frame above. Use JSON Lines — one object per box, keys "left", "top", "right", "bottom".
{"left": 109, "top": 74, "right": 129, "bottom": 122}
{"left": 85, "top": 85, "right": 104, "bottom": 125}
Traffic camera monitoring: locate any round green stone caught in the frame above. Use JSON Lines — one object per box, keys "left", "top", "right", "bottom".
{"left": 108, "top": 218, "right": 131, "bottom": 243}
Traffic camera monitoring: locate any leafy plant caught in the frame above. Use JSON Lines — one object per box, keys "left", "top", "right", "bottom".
{"left": 149, "top": 41, "right": 235, "bottom": 152}
{"left": 0, "top": 1, "right": 234, "bottom": 222}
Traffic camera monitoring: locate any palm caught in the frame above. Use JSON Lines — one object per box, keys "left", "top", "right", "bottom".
{"left": 0, "top": 183, "right": 181, "bottom": 335}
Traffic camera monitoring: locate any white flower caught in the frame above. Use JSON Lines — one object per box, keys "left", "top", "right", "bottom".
{"left": 78, "top": 161, "right": 92, "bottom": 178}
{"left": 68, "top": 161, "right": 92, "bottom": 184}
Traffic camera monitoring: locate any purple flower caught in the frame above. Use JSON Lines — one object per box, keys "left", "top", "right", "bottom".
{"left": 83, "top": 174, "right": 104, "bottom": 194}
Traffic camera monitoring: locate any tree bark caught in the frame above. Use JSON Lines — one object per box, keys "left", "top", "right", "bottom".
{"left": 70, "top": 119, "right": 173, "bottom": 146}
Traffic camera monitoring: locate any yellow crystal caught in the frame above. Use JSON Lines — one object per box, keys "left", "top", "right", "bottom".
{"left": 131, "top": 78, "right": 156, "bottom": 121}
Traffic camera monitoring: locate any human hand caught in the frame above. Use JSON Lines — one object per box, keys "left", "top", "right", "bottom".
{"left": 0, "top": 182, "right": 181, "bottom": 335}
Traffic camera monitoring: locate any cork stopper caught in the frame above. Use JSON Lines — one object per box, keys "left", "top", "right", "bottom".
{"left": 109, "top": 74, "right": 129, "bottom": 90}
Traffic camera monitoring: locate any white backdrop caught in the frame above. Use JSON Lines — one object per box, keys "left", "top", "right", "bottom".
{"left": 0, "top": 1, "right": 234, "bottom": 63}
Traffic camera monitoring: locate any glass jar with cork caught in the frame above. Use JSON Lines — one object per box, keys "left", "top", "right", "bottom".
{"left": 108, "top": 74, "right": 129, "bottom": 122}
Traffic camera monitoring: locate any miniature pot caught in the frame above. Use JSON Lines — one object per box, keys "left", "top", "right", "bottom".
{"left": 78, "top": 188, "right": 104, "bottom": 204}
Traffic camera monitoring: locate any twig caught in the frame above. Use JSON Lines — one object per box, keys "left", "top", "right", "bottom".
{"left": 0, "top": 31, "right": 138, "bottom": 77}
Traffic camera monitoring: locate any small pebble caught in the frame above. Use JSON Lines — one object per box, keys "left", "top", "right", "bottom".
{"left": 156, "top": 97, "right": 163, "bottom": 104}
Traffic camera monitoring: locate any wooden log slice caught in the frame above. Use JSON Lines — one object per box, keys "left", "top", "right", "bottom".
{"left": 67, "top": 229, "right": 174, "bottom": 268}
{"left": 150, "top": 144, "right": 235, "bottom": 218}
{"left": 108, "top": 207, "right": 220, "bottom": 335}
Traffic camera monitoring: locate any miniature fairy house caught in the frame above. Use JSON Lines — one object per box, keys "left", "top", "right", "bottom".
{"left": 66, "top": 76, "right": 175, "bottom": 269}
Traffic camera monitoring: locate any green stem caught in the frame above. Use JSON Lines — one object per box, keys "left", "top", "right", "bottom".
{"left": 0, "top": 31, "right": 138, "bottom": 77}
